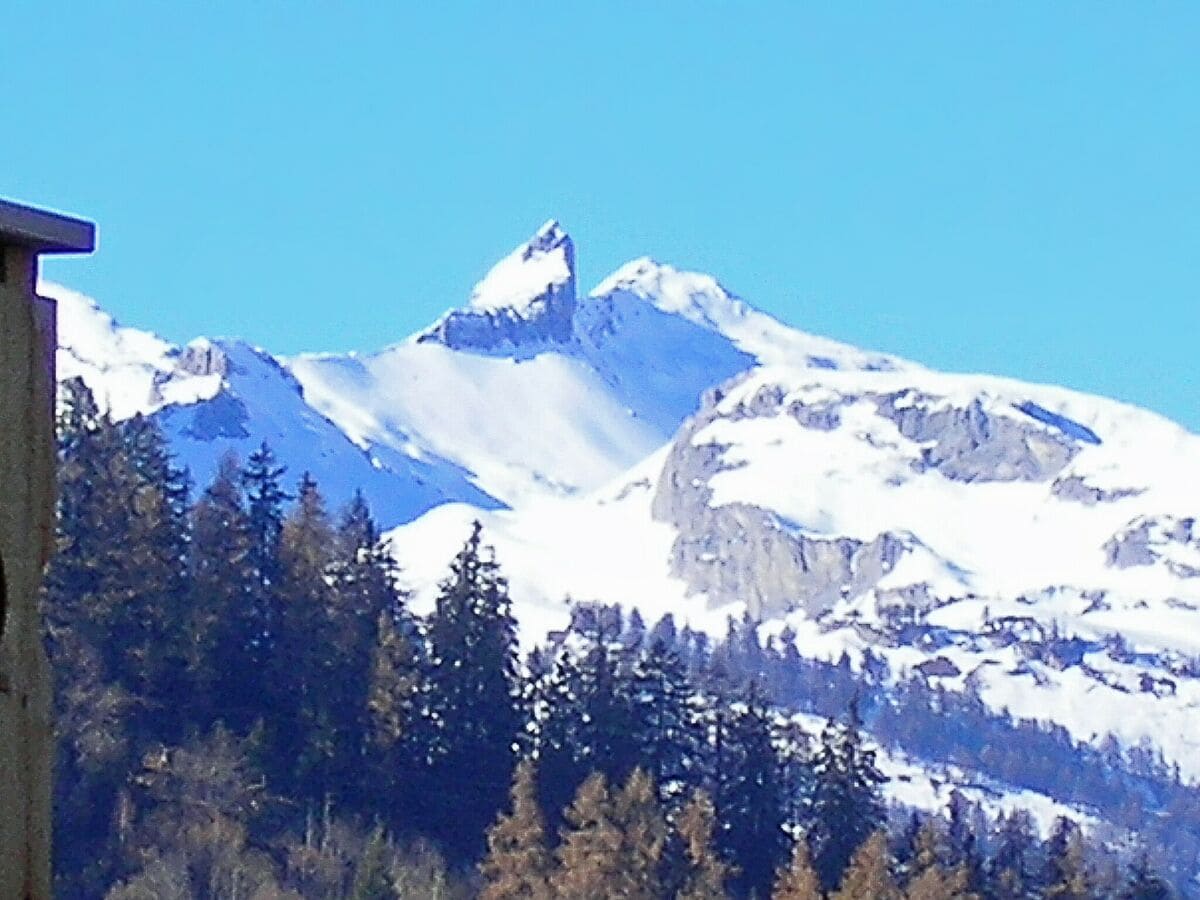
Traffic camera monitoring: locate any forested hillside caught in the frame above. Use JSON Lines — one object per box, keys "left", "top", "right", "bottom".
{"left": 45, "top": 379, "right": 1181, "bottom": 899}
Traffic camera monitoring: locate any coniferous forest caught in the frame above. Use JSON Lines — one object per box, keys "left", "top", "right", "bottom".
{"left": 46, "top": 378, "right": 1185, "bottom": 899}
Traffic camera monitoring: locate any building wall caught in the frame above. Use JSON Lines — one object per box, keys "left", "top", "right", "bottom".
{"left": 0, "top": 240, "right": 56, "bottom": 899}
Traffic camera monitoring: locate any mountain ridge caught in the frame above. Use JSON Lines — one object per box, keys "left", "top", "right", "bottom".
{"left": 45, "top": 222, "right": 1200, "bottom": 793}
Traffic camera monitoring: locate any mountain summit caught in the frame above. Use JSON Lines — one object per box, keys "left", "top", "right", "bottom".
{"left": 47, "top": 221, "right": 1200, "bottom": 883}
{"left": 419, "top": 220, "right": 578, "bottom": 352}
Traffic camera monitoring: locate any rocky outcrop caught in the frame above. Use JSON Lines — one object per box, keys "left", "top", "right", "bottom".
{"left": 650, "top": 376, "right": 1113, "bottom": 618}
{"left": 1052, "top": 475, "right": 1143, "bottom": 506}
{"left": 1105, "top": 515, "right": 1200, "bottom": 576}
{"left": 418, "top": 226, "right": 578, "bottom": 356}
{"left": 174, "top": 340, "right": 230, "bottom": 378}
{"left": 651, "top": 382, "right": 906, "bottom": 619}
{"left": 418, "top": 283, "right": 577, "bottom": 355}
{"left": 874, "top": 393, "right": 1078, "bottom": 483}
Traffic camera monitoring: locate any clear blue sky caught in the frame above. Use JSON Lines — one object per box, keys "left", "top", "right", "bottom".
{"left": 5, "top": 4, "right": 1199, "bottom": 428}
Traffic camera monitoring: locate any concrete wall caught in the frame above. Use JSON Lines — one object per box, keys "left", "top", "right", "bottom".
{"left": 0, "top": 240, "right": 56, "bottom": 899}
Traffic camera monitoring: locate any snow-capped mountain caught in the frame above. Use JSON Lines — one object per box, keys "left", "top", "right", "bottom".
{"left": 48, "top": 221, "right": 1200, "bottom": 852}
{"left": 289, "top": 219, "right": 896, "bottom": 507}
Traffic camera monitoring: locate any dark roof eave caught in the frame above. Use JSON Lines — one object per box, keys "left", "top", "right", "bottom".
{"left": 0, "top": 197, "right": 96, "bottom": 254}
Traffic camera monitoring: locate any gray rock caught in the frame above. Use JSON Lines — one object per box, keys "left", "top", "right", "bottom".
{"left": 1105, "top": 515, "right": 1200, "bottom": 576}
{"left": 1052, "top": 475, "right": 1143, "bottom": 505}
{"left": 651, "top": 379, "right": 906, "bottom": 619}
{"left": 874, "top": 393, "right": 1078, "bottom": 483}
{"left": 174, "top": 341, "right": 230, "bottom": 378}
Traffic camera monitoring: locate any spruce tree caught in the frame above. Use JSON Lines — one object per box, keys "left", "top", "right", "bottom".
{"left": 675, "top": 790, "right": 732, "bottom": 900}
{"left": 324, "top": 491, "right": 408, "bottom": 811}
{"left": 102, "top": 414, "right": 191, "bottom": 740}
{"left": 773, "top": 838, "right": 823, "bottom": 900}
{"left": 944, "top": 791, "right": 985, "bottom": 894}
{"left": 189, "top": 453, "right": 255, "bottom": 732}
{"left": 229, "top": 442, "right": 289, "bottom": 732}
{"left": 273, "top": 472, "right": 338, "bottom": 798}
{"left": 830, "top": 832, "right": 899, "bottom": 900}
{"left": 244, "top": 442, "right": 289, "bottom": 594}
{"left": 424, "top": 521, "right": 522, "bottom": 864}
{"left": 530, "top": 644, "right": 596, "bottom": 836}
{"left": 366, "top": 608, "right": 427, "bottom": 830}
{"left": 44, "top": 380, "right": 135, "bottom": 895}
{"left": 628, "top": 636, "right": 701, "bottom": 802}
{"left": 807, "top": 702, "right": 886, "bottom": 893}
{"left": 479, "top": 759, "right": 554, "bottom": 900}
{"left": 714, "top": 684, "right": 789, "bottom": 899}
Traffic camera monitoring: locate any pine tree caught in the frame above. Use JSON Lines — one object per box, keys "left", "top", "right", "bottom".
{"left": 189, "top": 453, "right": 255, "bottom": 732}
{"left": 424, "top": 521, "right": 522, "bottom": 864}
{"left": 273, "top": 472, "right": 338, "bottom": 798}
{"left": 675, "top": 790, "right": 732, "bottom": 900}
{"left": 830, "top": 832, "right": 899, "bottom": 900}
{"left": 479, "top": 759, "right": 554, "bottom": 900}
{"left": 323, "top": 491, "right": 409, "bottom": 811}
{"left": 366, "top": 607, "right": 426, "bottom": 830}
{"left": 628, "top": 636, "right": 701, "bottom": 802}
{"left": 713, "top": 684, "right": 790, "bottom": 899}
{"left": 222, "top": 442, "right": 288, "bottom": 734}
{"left": 773, "top": 838, "right": 823, "bottom": 900}
{"left": 807, "top": 702, "right": 886, "bottom": 893}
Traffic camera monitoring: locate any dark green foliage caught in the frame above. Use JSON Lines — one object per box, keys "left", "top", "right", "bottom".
{"left": 43, "top": 381, "right": 1184, "bottom": 898}
{"left": 807, "top": 700, "right": 886, "bottom": 893}
{"left": 188, "top": 452, "right": 255, "bottom": 732}
{"left": 424, "top": 520, "right": 523, "bottom": 863}
{"left": 712, "top": 683, "right": 790, "bottom": 899}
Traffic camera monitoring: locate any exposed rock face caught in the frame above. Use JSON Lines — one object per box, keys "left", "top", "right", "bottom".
{"left": 418, "top": 226, "right": 578, "bottom": 355}
{"left": 418, "top": 283, "right": 577, "bottom": 354}
{"left": 174, "top": 340, "right": 230, "bottom": 378}
{"left": 874, "top": 393, "right": 1078, "bottom": 483}
{"left": 1105, "top": 515, "right": 1200, "bottom": 576}
{"left": 1052, "top": 475, "right": 1144, "bottom": 506}
{"left": 651, "top": 381, "right": 906, "bottom": 619}
{"left": 651, "top": 376, "right": 1114, "bottom": 619}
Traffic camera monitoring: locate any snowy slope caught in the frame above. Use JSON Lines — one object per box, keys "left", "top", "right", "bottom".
{"left": 386, "top": 358, "right": 1200, "bottom": 783}
{"left": 290, "top": 223, "right": 895, "bottom": 506}
{"left": 47, "top": 220, "right": 1200, "bottom": 801}
{"left": 47, "top": 283, "right": 498, "bottom": 524}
